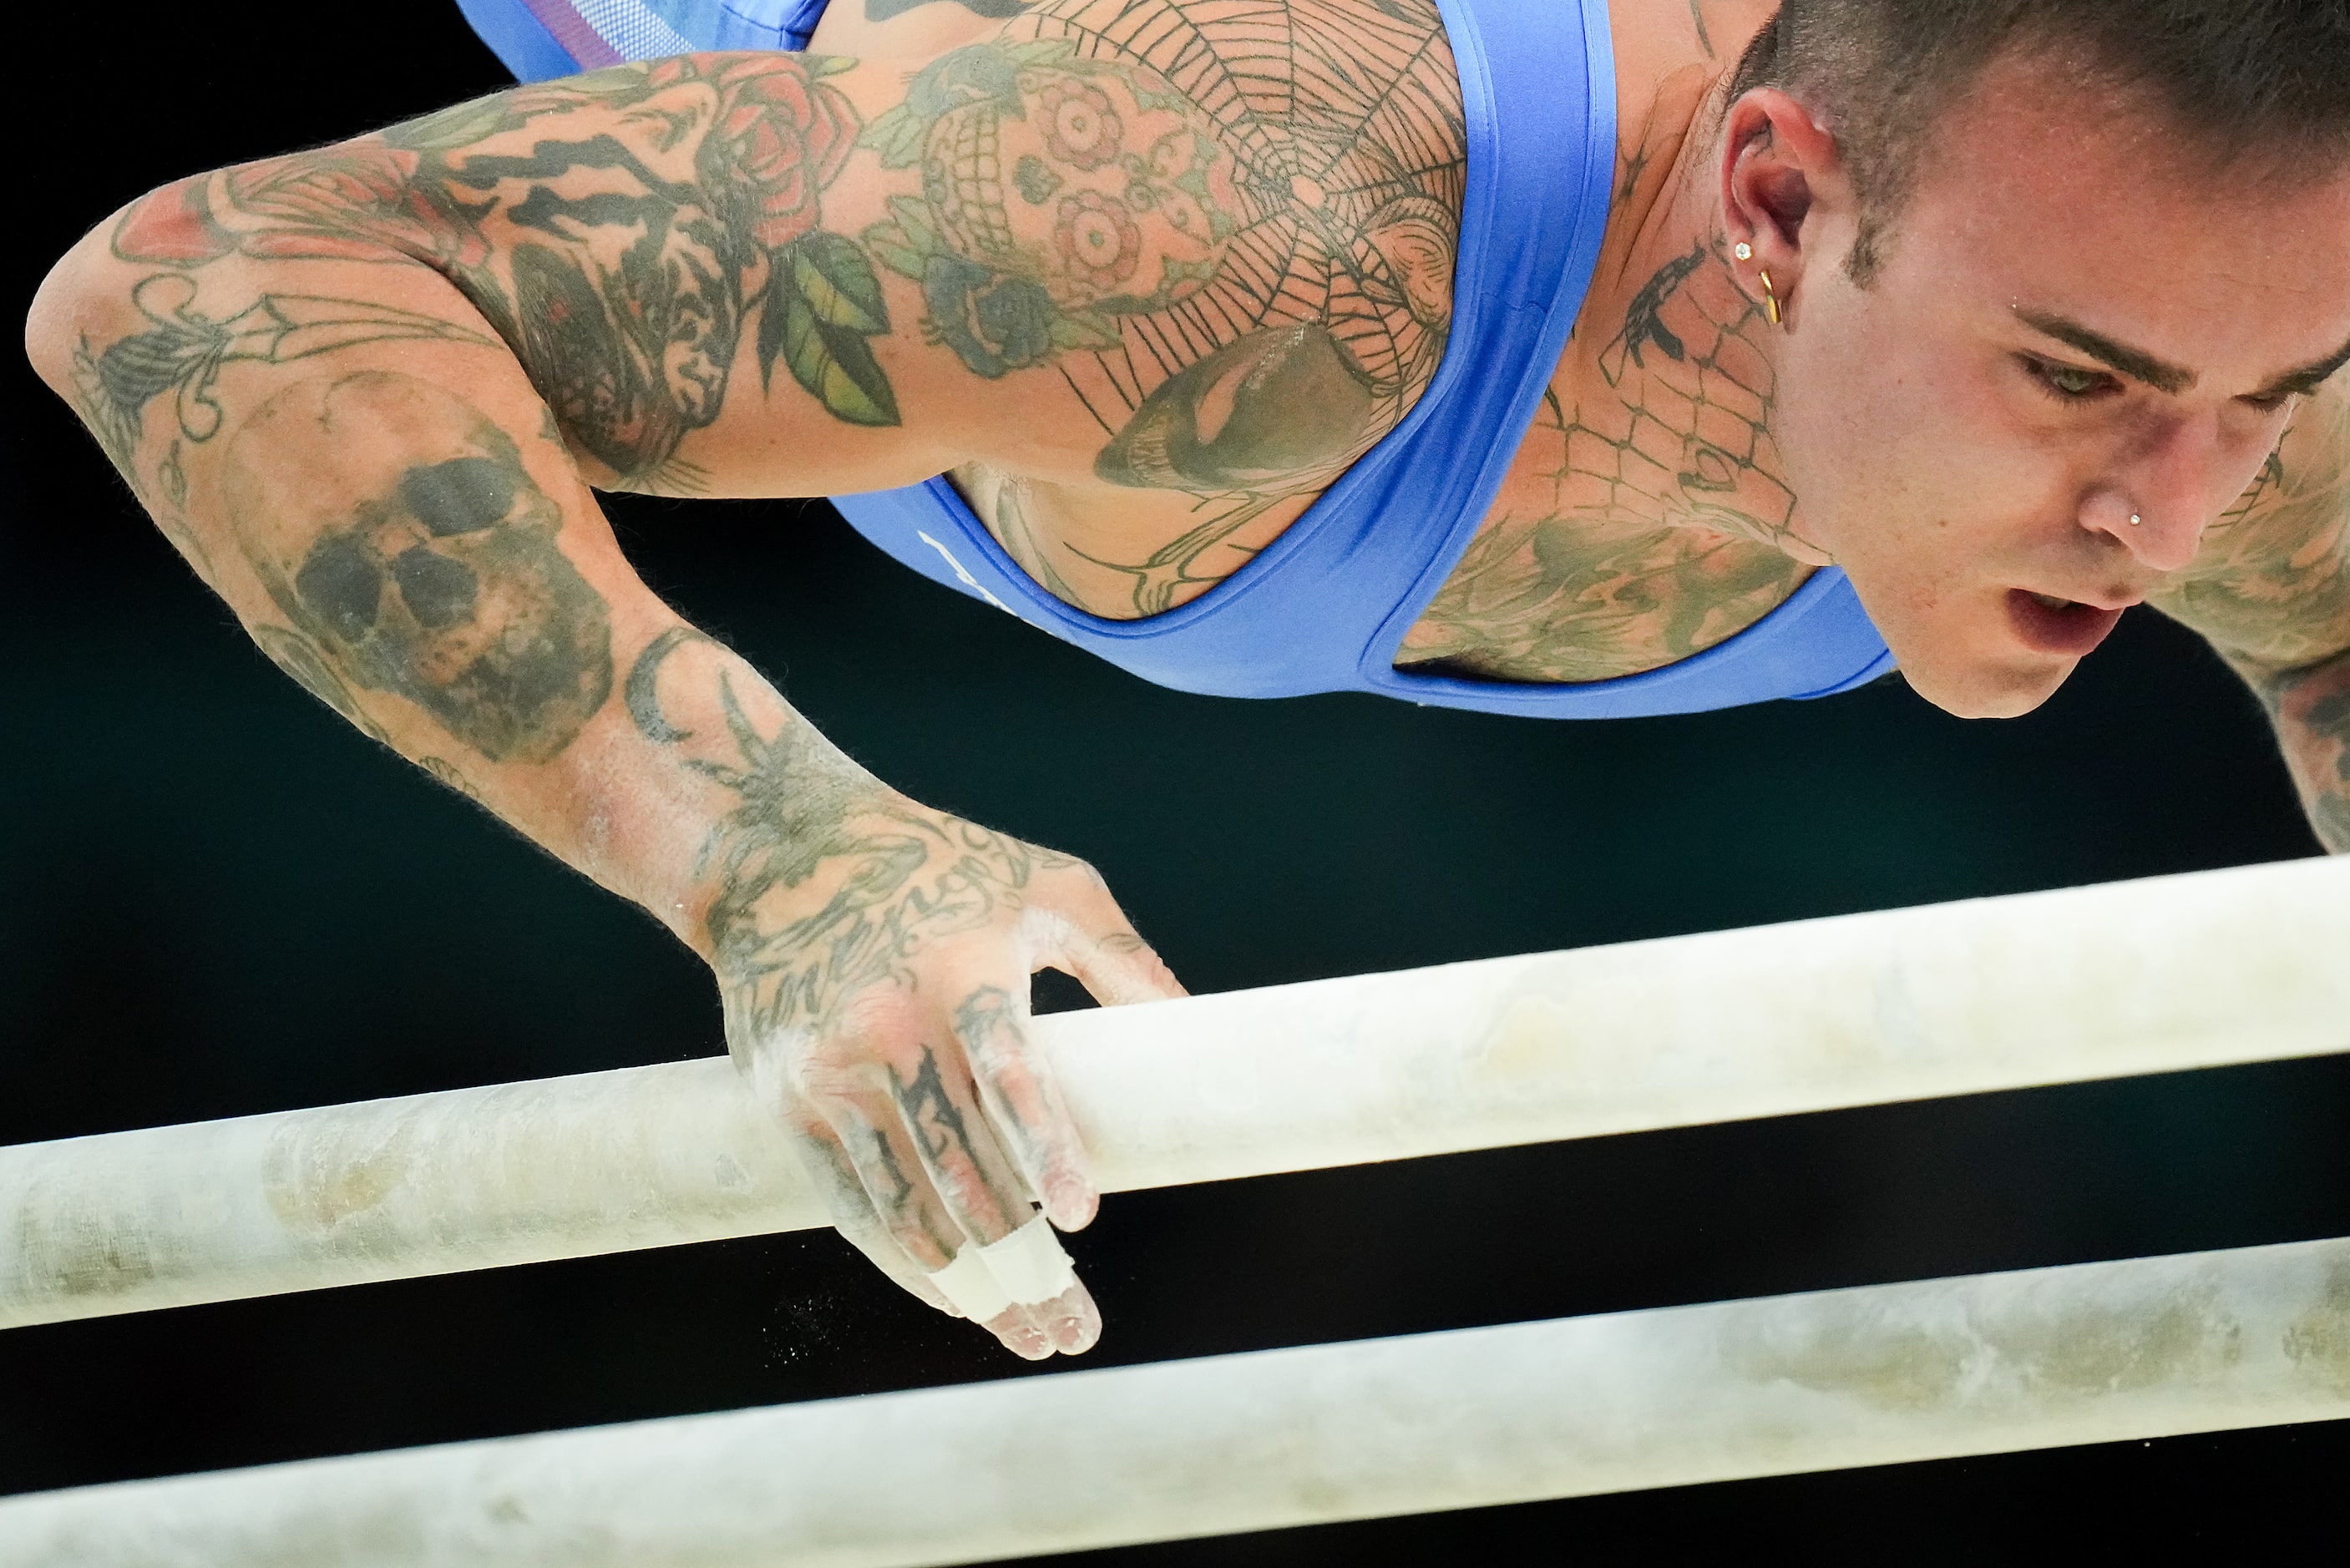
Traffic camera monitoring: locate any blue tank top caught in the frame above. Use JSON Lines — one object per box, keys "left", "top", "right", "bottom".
{"left": 458, "top": 0, "right": 1898, "bottom": 717}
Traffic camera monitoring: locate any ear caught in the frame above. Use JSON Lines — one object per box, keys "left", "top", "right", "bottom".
{"left": 1719, "top": 88, "right": 1855, "bottom": 321}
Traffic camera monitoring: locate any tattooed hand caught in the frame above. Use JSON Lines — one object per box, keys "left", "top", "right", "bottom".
{"left": 628, "top": 630, "right": 1183, "bottom": 1355}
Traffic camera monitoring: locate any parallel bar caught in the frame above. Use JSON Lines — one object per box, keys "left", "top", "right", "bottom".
{"left": 4, "top": 1237, "right": 2347, "bottom": 1565}
{"left": 7, "top": 857, "right": 2348, "bottom": 1328}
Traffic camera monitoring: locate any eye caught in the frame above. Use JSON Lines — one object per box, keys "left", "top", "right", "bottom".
{"left": 2021, "top": 355, "right": 2119, "bottom": 402}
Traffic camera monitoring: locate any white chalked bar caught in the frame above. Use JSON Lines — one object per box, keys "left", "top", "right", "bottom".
{"left": 3, "top": 857, "right": 2347, "bottom": 1563}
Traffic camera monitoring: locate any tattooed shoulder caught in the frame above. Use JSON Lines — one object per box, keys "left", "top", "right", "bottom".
{"left": 2152, "top": 384, "right": 2350, "bottom": 853}
{"left": 934, "top": 0, "right": 1469, "bottom": 617}
{"left": 2153, "top": 384, "right": 2350, "bottom": 672}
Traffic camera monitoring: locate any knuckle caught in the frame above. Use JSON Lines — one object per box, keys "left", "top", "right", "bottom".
{"left": 1012, "top": 904, "right": 1083, "bottom": 954}
{"left": 833, "top": 986, "right": 923, "bottom": 1044}
{"left": 794, "top": 1056, "right": 874, "bottom": 1107}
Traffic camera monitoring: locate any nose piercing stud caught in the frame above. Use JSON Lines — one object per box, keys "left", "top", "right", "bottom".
{"left": 2129, "top": 513, "right": 2142, "bottom": 527}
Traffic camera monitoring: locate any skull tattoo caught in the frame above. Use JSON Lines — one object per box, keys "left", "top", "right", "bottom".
{"left": 224, "top": 372, "right": 612, "bottom": 764}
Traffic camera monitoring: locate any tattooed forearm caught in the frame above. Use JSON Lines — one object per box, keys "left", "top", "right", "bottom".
{"left": 627, "top": 631, "right": 1070, "bottom": 1034}
{"left": 221, "top": 372, "right": 613, "bottom": 763}
{"left": 53, "top": 210, "right": 611, "bottom": 766}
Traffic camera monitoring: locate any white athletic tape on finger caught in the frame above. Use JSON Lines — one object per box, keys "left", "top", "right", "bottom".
{"left": 980, "top": 1216, "right": 1076, "bottom": 1305}
{"left": 925, "top": 1247, "right": 1011, "bottom": 1323}
{"left": 924, "top": 1216, "right": 1075, "bottom": 1321}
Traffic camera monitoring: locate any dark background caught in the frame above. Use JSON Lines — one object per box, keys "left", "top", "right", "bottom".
{"left": 3, "top": 4, "right": 2345, "bottom": 1558}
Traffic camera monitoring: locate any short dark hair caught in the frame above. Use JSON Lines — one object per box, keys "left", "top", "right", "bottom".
{"left": 1730, "top": 0, "right": 2350, "bottom": 284}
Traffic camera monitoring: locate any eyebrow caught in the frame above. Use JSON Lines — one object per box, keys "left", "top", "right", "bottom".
{"left": 2015, "top": 308, "right": 2350, "bottom": 402}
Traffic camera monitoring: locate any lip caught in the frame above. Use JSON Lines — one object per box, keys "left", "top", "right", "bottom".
{"left": 2005, "top": 589, "right": 2127, "bottom": 656}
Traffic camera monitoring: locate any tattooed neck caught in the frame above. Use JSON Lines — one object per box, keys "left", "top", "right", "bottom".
{"left": 1395, "top": 54, "right": 1817, "bottom": 685}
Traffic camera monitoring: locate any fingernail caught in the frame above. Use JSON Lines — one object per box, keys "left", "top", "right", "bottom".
{"left": 987, "top": 1305, "right": 1054, "bottom": 1361}
{"left": 1041, "top": 1282, "right": 1100, "bottom": 1354}
{"left": 1046, "top": 1176, "right": 1097, "bottom": 1230}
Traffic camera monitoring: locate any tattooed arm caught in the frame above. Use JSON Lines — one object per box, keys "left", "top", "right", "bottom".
{"left": 2152, "top": 384, "right": 2350, "bottom": 853}
{"left": 25, "top": 47, "right": 1209, "bottom": 1358}
{"left": 26, "top": 0, "right": 1451, "bottom": 1343}
{"left": 59, "top": 3, "right": 1461, "bottom": 547}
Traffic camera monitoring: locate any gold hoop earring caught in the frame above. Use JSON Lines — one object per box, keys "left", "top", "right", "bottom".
{"left": 1757, "top": 269, "right": 1783, "bottom": 327}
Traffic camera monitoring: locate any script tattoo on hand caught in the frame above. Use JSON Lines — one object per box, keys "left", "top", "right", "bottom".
{"left": 627, "top": 629, "right": 1072, "bottom": 1037}
{"left": 901, "top": 0, "right": 1466, "bottom": 615}
{"left": 1399, "top": 238, "right": 1807, "bottom": 682}
{"left": 109, "top": 53, "right": 894, "bottom": 487}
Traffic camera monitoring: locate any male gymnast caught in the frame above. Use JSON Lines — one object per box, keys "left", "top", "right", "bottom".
{"left": 27, "top": 0, "right": 2350, "bottom": 1358}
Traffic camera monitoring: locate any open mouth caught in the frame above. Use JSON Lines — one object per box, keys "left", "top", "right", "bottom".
{"left": 2006, "top": 589, "right": 2125, "bottom": 656}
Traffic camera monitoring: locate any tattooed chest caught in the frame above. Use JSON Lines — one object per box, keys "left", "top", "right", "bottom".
{"left": 1393, "top": 275, "right": 1815, "bottom": 685}
{"left": 960, "top": 432, "right": 1806, "bottom": 683}
{"left": 1391, "top": 509, "right": 1809, "bottom": 684}
{"left": 960, "top": 231, "right": 1814, "bottom": 679}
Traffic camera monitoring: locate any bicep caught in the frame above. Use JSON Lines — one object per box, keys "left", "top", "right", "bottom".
{"left": 102, "top": 0, "right": 1466, "bottom": 517}
{"left": 125, "top": 43, "right": 1289, "bottom": 505}
{"left": 150, "top": 3, "right": 1460, "bottom": 511}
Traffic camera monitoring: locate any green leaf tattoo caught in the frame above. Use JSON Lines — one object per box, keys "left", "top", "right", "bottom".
{"left": 760, "top": 232, "right": 901, "bottom": 426}
{"left": 108, "top": 54, "right": 899, "bottom": 476}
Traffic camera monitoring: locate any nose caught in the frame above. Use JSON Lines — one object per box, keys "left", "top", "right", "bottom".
{"left": 2079, "top": 417, "right": 2243, "bottom": 574}
{"left": 2078, "top": 488, "right": 2202, "bottom": 572}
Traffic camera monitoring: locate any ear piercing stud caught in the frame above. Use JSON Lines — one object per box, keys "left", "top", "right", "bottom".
{"left": 1734, "top": 241, "right": 1753, "bottom": 260}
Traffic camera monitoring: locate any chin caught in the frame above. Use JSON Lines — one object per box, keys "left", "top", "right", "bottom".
{"left": 1902, "top": 658, "right": 2070, "bottom": 720}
